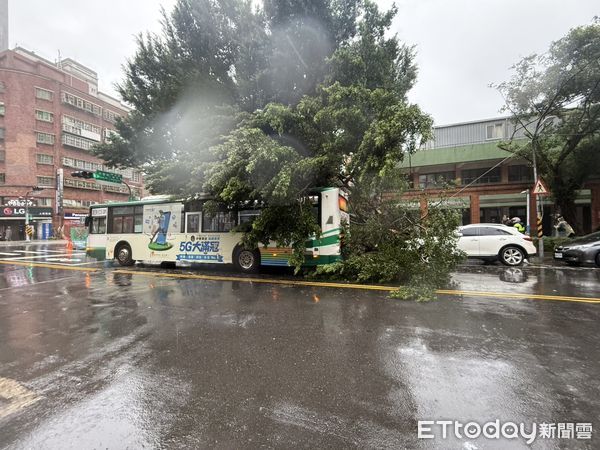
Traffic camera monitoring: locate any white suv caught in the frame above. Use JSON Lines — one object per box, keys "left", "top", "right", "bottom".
{"left": 457, "top": 224, "right": 537, "bottom": 266}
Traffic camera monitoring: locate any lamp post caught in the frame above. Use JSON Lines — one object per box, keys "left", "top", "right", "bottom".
{"left": 24, "top": 187, "right": 44, "bottom": 241}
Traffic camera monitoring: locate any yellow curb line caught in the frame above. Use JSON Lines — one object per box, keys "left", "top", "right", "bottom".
{"left": 114, "top": 269, "right": 397, "bottom": 291}
{"left": 114, "top": 269, "right": 600, "bottom": 304}
{"left": 435, "top": 289, "right": 600, "bottom": 304}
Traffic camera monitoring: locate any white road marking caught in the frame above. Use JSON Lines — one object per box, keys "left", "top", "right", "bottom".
{"left": 13, "top": 249, "right": 71, "bottom": 254}
{"left": 0, "top": 377, "right": 40, "bottom": 419}
{"left": 0, "top": 252, "right": 85, "bottom": 261}
{"left": 0, "top": 252, "right": 20, "bottom": 256}
{"left": 13, "top": 250, "right": 50, "bottom": 254}
{"left": 0, "top": 275, "right": 78, "bottom": 291}
{"left": 44, "top": 258, "right": 83, "bottom": 263}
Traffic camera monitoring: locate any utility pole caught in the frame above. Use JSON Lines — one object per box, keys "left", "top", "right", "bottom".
{"left": 24, "top": 187, "right": 44, "bottom": 241}
{"left": 532, "top": 142, "right": 544, "bottom": 259}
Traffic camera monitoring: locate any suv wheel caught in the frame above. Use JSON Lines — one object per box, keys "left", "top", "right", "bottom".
{"left": 500, "top": 246, "right": 525, "bottom": 266}
{"left": 596, "top": 252, "right": 600, "bottom": 268}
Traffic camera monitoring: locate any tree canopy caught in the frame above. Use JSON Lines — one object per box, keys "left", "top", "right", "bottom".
{"left": 496, "top": 19, "right": 600, "bottom": 229}
{"left": 95, "top": 0, "right": 430, "bottom": 195}
{"left": 94, "top": 0, "right": 463, "bottom": 292}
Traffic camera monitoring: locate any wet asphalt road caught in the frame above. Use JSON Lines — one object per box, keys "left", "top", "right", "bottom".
{"left": 0, "top": 243, "right": 598, "bottom": 449}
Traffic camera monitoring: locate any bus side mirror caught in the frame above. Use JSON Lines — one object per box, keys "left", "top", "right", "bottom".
{"left": 84, "top": 216, "right": 91, "bottom": 227}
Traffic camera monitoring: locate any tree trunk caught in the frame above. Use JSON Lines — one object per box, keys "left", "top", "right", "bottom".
{"left": 555, "top": 196, "right": 578, "bottom": 234}
{"left": 548, "top": 167, "right": 582, "bottom": 234}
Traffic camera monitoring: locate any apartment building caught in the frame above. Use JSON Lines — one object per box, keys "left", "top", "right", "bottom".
{"left": 401, "top": 117, "right": 600, "bottom": 235}
{"left": 0, "top": 48, "right": 143, "bottom": 240}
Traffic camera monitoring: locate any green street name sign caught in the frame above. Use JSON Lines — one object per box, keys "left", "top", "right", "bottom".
{"left": 93, "top": 170, "right": 123, "bottom": 184}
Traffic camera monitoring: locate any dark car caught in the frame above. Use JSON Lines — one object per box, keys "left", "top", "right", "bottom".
{"left": 554, "top": 231, "right": 600, "bottom": 267}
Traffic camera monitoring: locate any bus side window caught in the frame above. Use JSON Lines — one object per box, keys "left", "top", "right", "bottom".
{"left": 91, "top": 217, "right": 106, "bottom": 234}
{"left": 239, "top": 210, "right": 260, "bottom": 224}
{"left": 186, "top": 213, "right": 200, "bottom": 233}
{"left": 202, "top": 211, "right": 236, "bottom": 232}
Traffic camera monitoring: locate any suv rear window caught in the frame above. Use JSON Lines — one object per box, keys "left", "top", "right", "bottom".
{"left": 480, "top": 227, "right": 512, "bottom": 236}
{"left": 460, "top": 227, "right": 479, "bottom": 237}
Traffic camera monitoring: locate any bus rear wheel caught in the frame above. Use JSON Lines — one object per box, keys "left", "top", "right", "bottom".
{"left": 234, "top": 248, "right": 260, "bottom": 273}
{"left": 115, "top": 243, "right": 135, "bottom": 267}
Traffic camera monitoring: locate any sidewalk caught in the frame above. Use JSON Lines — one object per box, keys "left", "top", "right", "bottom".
{"left": 0, "top": 239, "right": 69, "bottom": 246}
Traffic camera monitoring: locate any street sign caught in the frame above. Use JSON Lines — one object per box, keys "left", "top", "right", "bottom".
{"left": 533, "top": 178, "right": 549, "bottom": 196}
{"left": 93, "top": 170, "right": 122, "bottom": 184}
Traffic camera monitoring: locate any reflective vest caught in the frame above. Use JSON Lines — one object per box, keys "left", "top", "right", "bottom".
{"left": 513, "top": 222, "right": 525, "bottom": 233}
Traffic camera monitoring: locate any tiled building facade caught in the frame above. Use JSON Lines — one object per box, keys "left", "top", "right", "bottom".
{"left": 0, "top": 48, "right": 143, "bottom": 240}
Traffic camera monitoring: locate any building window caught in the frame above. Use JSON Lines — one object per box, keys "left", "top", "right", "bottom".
{"left": 35, "top": 110, "right": 54, "bottom": 123}
{"left": 103, "top": 109, "right": 121, "bottom": 124}
{"left": 61, "top": 133, "right": 96, "bottom": 151}
{"left": 36, "top": 176, "right": 55, "bottom": 186}
{"left": 61, "top": 91, "right": 102, "bottom": 116}
{"left": 64, "top": 199, "right": 94, "bottom": 208}
{"left": 36, "top": 132, "right": 55, "bottom": 145}
{"left": 0, "top": 102, "right": 5, "bottom": 116}
{"left": 0, "top": 81, "right": 5, "bottom": 93}
{"left": 62, "top": 115, "right": 102, "bottom": 140}
{"left": 35, "top": 87, "right": 54, "bottom": 101}
{"left": 0, "top": 150, "right": 5, "bottom": 162}
{"left": 0, "top": 128, "right": 4, "bottom": 140}
{"left": 508, "top": 165, "right": 533, "bottom": 183}
{"left": 461, "top": 167, "right": 501, "bottom": 185}
{"left": 62, "top": 156, "right": 103, "bottom": 172}
{"left": 418, "top": 170, "right": 456, "bottom": 189}
{"left": 36, "top": 153, "right": 54, "bottom": 165}
{"left": 37, "top": 198, "right": 52, "bottom": 207}
{"left": 132, "top": 171, "right": 141, "bottom": 183}
{"left": 486, "top": 123, "right": 504, "bottom": 140}
{"left": 103, "top": 128, "right": 119, "bottom": 142}
{"left": 0, "top": 173, "right": 5, "bottom": 184}
{"left": 103, "top": 184, "right": 128, "bottom": 194}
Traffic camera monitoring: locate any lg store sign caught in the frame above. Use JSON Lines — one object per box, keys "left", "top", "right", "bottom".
{"left": 3, "top": 207, "right": 26, "bottom": 216}
{"left": 0, "top": 207, "right": 53, "bottom": 217}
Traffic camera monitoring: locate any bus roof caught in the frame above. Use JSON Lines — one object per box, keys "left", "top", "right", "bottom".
{"left": 89, "top": 188, "right": 342, "bottom": 210}
{"left": 90, "top": 198, "right": 180, "bottom": 208}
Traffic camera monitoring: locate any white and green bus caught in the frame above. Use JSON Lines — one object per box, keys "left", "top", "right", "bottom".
{"left": 86, "top": 187, "right": 349, "bottom": 273}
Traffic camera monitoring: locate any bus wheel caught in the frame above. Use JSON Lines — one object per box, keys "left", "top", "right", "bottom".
{"left": 234, "top": 248, "right": 260, "bottom": 273}
{"left": 115, "top": 243, "right": 135, "bottom": 266}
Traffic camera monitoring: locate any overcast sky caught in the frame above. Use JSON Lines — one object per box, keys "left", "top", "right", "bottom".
{"left": 8, "top": 0, "right": 599, "bottom": 125}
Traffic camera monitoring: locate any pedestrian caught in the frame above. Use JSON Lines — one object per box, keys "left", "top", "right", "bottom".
{"left": 5, "top": 226, "right": 12, "bottom": 241}
{"left": 554, "top": 215, "right": 575, "bottom": 237}
{"left": 502, "top": 215, "right": 511, "bottom": 226}
{"left": 512, "top": 217, "right": 525, "bottom": 233}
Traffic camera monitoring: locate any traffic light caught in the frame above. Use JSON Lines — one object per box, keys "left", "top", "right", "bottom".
{"left": 71, "top": 171, "right": 94, "bottom": 179}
